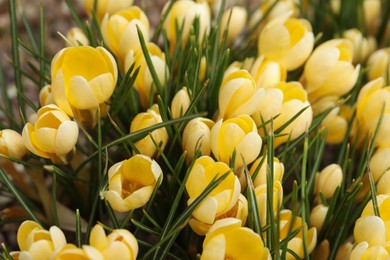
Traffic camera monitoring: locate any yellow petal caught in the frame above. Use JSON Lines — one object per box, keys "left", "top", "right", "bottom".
{"left": 192, "top": 196, "right": 218, "bottom": 224}
{"left": 354, "top": 216, "right": 386, "bottom": 246}
{"left": 123, "top": 186, "right": 154, "bottom": 209}
{"left": 68, "top": 76, "right": 99, "bottom": 110}
{"left": 17, "top": 221, "right": 43, "bottom": 251}
{"left": 31, "top": 128, "right": 57, "bottom": 154}
{"left": 105, "top": 191, "right": 131, "bottom": 212}
{"left": 55, "top": 121, "right": 78, "bottom": 156}
{"left": 89, "top": 73, "right": 115, "bottom": 104}
{"left": 49, "top": 226, "right": 67, "bottom": 249}
{"left": 90, "top": 224, "right": 108, "bottom": 251}
{"left": 102, "top": 241, "right": 131, "bottom": 260}
{"left": 27, "top": 240, "right": 53, "bottom": 260}
{"left": 200, "top": 233, "right": 226, "bottom": 260}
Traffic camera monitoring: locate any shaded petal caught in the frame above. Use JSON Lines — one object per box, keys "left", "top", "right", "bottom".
{"left": 90, "top": 225, "right": 108, "bottom": 251}
{"left": 68, "top": 76, "right": 98, "bottom": 110}
{"left": 89, "top": 73, "right": 115, "bottom": 104}
{"left": 55, "top": 121, "right": 78, "bottom": 155}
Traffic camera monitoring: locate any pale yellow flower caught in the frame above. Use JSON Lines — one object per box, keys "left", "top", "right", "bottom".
{"left": 363, "top": 0, "right": 381, "bottom": 35}
{"left": 90, "top": 224, "right": 138, "bottom": 259}
{"left": 22, "top": 105, "right": 79, "bottom": 164}
{"left": 302, "top": 39, "right": 360, "bottom": 102}
{"left": 185, "top": 156, "right": 241, "bottom": 226}
{"left": 0, "top": 129, "right": 27, "bottom": 159}
{"left": 218, "top": 70, "right": 265, "bottom": 120}
{"left": 250, "top": 55, "right": 287, "bottom": 89}
{"left": 343, "top": 28, "right": 376, "bottom": 64}
{"left": 130, "top": 105, "right": 168, "bottom": 158}
{"left": 39, "top": 85, "right": 55, "bottom": 106}
{"left": 125, "top": 43, "right": 168, "bottom": 108}
{"left": 367, "top": 48, "right": 390, "bottom": 81}
{"left": 354, "top": 216, "right": 386, "bottom": 246}
{"left": 66, "top": 27, "right": 89, "bottom": 47}
{"left": 51, "top": 46, "right": 118, "bottom": 128}
{"left": 350, "top": 243, "right": 390, "bottom": 260}
{"left": 51, "top": 244, "right": 103, "bottom": 260}
{"left": 255, "top": 181, "right": 283, "bottom": 227}
{"left": 361, "top": 194, "right": 390, "bottom": 241}
{"left": 171, "top": 87, "right": 191, "bottom": 119}
{"left": 101, "top": 6, "right": 150, "bottom": 68}
{"left": 258, "top": 13, "right": 314, "bottom": 71}
{"left": 310, "top": 204, "right": 328, "bottom": 233}
{"left": 189, "top": 193, "right": 248, "bottom": 236}
{"left": 10, "top": 220, "right": 67, "bottom": 260}
{"left": 314, "top": 164, "right": 343, "bottom": 200}
{"left": 377, "top": 170, "right": 390, "bottom": 195}
{"left": 182, "top": 117, "right": 214, "bottom": 164}
{"left": 105, "top": 154, "right": 163, "bottom": 212}
{"left": 369, "top": 147, "right": 390, "bottom": 182}
{"left": 220, "top": 6, "right": 247, "bottom": 45}
{"left": 252, "top": 81, "right": 313, "bottom": 147}
{"left": 211, "top": 114, "right": 262, "bottom": 169}
{"left": 83, "top": 0, "right": 133, "bottom": 21}
{"left": 200, "top": 218, "right": 270, "bottom": 260}
{"left": 249, "top": 156, "right": 284, "bottom": 187}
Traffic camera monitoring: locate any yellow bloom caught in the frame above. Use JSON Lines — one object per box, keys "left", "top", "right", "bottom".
{"left": 258, "top": 14, "right": 314, "bottom": 71}
{"left": 218, "top": 70, "right": 265, "bottom": 120}
{"left": 66, "top": 27, "right": 89, "bottom": 47}
{"left": 249, "top": 156, "right": 284, "bottom": 187}
{"left": 314, "top": 164, "right": 343, "bottom": 200}
{"left": 22, "top": 105, "right": 79, "bottom": 164}
{"left": 250, "top": 55, "right": 287, "bottom": 89}
{"left": 182, "top": 117, "right": 214, "bottom": 164}
{"left": 185, "top": 156, "right": 241, "bottom": 226}
{"left": 83, "top": 0, "right": 133, "bottom": 21}
{"left": 361, "top": 194, "right": 390, "bottom": 241}
{"left": 369, "top": 147, "right": 390, "bottom": 182}
{"left": 255, "top": 181, "right": 283, "bottom": 227}
{"left": 125, "top": 43, "right": 168, "bottom": 108}
{"left": 279, "top": 210, "right": 317, "bottom": 260}
{"left": 200, "top": 218, "right": 270, "bottom": 260}
{"left": 163, "top": 0, "right": 211, "bottom": 47}
{"left": 90, "top": 224, "right": 138, "bottom": 259}
{"left": 211, "top": 114, "right": 262, "bottom": 169}
{"left": 171, "top": 87, "right": 191, "bottom": 119}
{"left": 105, "top": 154, "right": 163, "bottom": 212}
{"left": 189, "top": 193, "right": 248, "bottom": 236}
{"left": 343, "top": 28, "right": 376, "bottom": 64}
{"left": 302, "top": 39, "right": 360, "bottom": 102}
{"left": 101, "top": 6, "right": 150, "bottom": 68}
{"left": 220, "top": 6, "right": 247, "bottom": 45}
{"left": 130, "top": 105, "right": 168, "bottom": 158}
{"left": 355, "top": 78, "right": 390, "bottom": 148}
{"left": 354, "top": 216, "right": 386, "bottom": 246}
{"left": 310, "top": 204, "right": 328, "bottom": 233}
{"left": 0, "top": 129, "right": 27, "bottom": 159}
{"left": 52, "top": 244, "right": 103, "bottom": 260}
{"left": 252, "top": 81, "right": 313, "bottom": 147}
{"left": 11, "top": 220, "right": 67, "bottom": 260}
{"left": 363, "top": 0, "right": 381, "bottom": 35}
{"left": 377, "top": 170, "right": 390, "bottom": 195}
{"left": 350, "top": 243, "right": 390, "bottom": 260}
{"left": 39, "top": 85, "right": 55, "bottom": 106}
{"left": 51, "top": 46, "right": 118, "bottom": 128}
{"left": 367, "top": 48, "right": 390, "bottom": 81}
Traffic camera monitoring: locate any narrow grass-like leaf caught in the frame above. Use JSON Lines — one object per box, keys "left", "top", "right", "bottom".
{"left": 76, "top": 209, "right": 82, "bottom": 248}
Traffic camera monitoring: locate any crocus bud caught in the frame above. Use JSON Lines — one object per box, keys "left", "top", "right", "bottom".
{"left": 105, "top": 154, "right": 163, "bottom": 212}
{"left": 51, "top": 46, "right": 118, "bottom": 129}
{"left": 39, "top": 85, "right": 54, "bottom": 106}
{"left": 83, "top": 0, "right": 134, "bottom": 21}
{"left": 171, "top": 87, "right": 191, "bottom": 119}
{"left": 130, "top": 105, "right": 168, "bottom": 158}
{"left": 343, "top": 28, "right": 376, "bottom": 64}
{"left": 302, "top": 39, "right": 360, "bottom": 102}
{"left": 314, "top": 164, "right": 343, "bottom": 199}
{"left": 250, "top": 55, "right": 287, "bottom": 89}
{"left": 310, "top": 204, "right": 328, "bottom": 233}
{"left": 101, "top": 6, "right": 150, "bottom": 68}
{"left": 249, "top": 156, "right": 284, "bottom": 187}
{"left": 22, "top": 105, "right": 79, "bottom": 164}
{"left": 252, "top": 81, "right": 313, "bottom": 147}
{"left": 369, "top": 147, "right": 390, "bottom": 182}
{"left": 218, "top": 70, "right": 265, "bottom": 120}
{"left": 255, "top": 181, "right": 283, "bottom": 227}
{"left": 182, "top": 117, "right": 214, "bottom": 163}
{"left": 354, "top": 216, "right": 386, "bottom": 246}
{"left": 350, "top": 243, "right": 390, "bottom": 260}
{"left": 125, "top": 43, "right": 168, "bottom": 108}
{"left": 335, "top": 242, "right": 353, "bottom": 260}
{"left": 211, "top": 114, "right": 262, "bottom": 169}
{"left": 361, "top": 195, "right": 390, "bottom": 238}
{"left": 185, "top": 156, "right": 241, "bottom": 227}
{"left": 0, "top": 129, "right": 27, "bottom": 159}
{"left": 201, "top": 218, "right": 270, "bottom": 260}
{"left": 363, "top": 0, "right": 381, "bottom": 36}
{"left": 66, "top": 27, "right": 89, "bottom": 47}
{"left": 163, "top": 0, "right": 211, "bottom": 47}
{"left": 258, "top": 14, "right": 314, "bottom": 71}
{"left": 90, "top": 224, "right": 138, "bottom": 259}
{"left": 367, "top": 48, "right": 390, "bottom": 81}
{"left": 220, "top": 6, "right": 247, "bottom": 45}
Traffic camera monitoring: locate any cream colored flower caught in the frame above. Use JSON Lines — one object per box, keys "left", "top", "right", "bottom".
{"left": 10, "top": 220, "right": 67, "bottom": 260}
{"left": 302, "top": 39, "right": 360, "bottom": 102}
{"left": 101, "top": 6, "right": 150, "bottom": 68}
{"left": 83, "top": 0, "right": 133, "bottom": 21}
{"left": 350, "top": 243, "right": 390, "bottom": 260}
{"left": 200, "top": 218, "right": 270, "bottom": 260}
{"left": 0, "top": 129, "right": 27, "bottom": 159}
{"left": 105, "top": 154, "right": 163, "bottom": 212}
{"left": 369, "top": 147, "right": 390, "bottom": 182}
{"left": 252, "top": 81, "right": 313, "bottom": 147}
{"left": 125, "top": 43, "right": 168, "bottom": 108}
{"left": 255, "top": 181, "right": 283, "bottom": 227}
{"left": 171, "top": 87, "right": 191, "bottom": 119}
{"left": 39, "top": 85, "right": 55, "bottom": 106}
{"left": 211, "top": 114, "right": 262, "bottom": 169}
{"left": 249, "top": 156, "right": 284, "bottom": 187}
{"left": 354, "top": 216, "right": 386, "bottom": 246}
{"left": 52, "top": 244, "right": 103, "bottom": 260}
{"left": 314, "top": 164, "right": 343, "bottom": 199}
{"left": 220, "top": 6, "right": 247, "bottom": 45}
{"left": 66, "top": 27, "right": 89, "bottom": 47}
{"left": 130, "top": 105, "right": 168, "bottom": 158}
{"left": 310, "top": 204, "right": 328, "bottom": 233}
{"left": 185, "top": 156, "right": 241, "bottom": 226}
{"left": 51, "top": 46, "right": 118, "bottom": 129}
{"left": 258, "top": 13, "right": 314, "bottom": 71}
{"left": 367, "top": 48, "right": 390, "bottom": 81}
{"left": 22, "top": 105, "right": 79, "bottom": 164}
{"left": 182, "top": 117, "right": 214, "bottom": 164}
{"left": 343, "top": 28, "right": 376, "bottom": 64}
{"left": 250, "top": 55, "right": 287, "bottom": 89}
{"left": 361, "top": 194, "right": 390, "bottom": 241}
{"left": 90, "top": 224, "right": 138, "bottom": 259}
